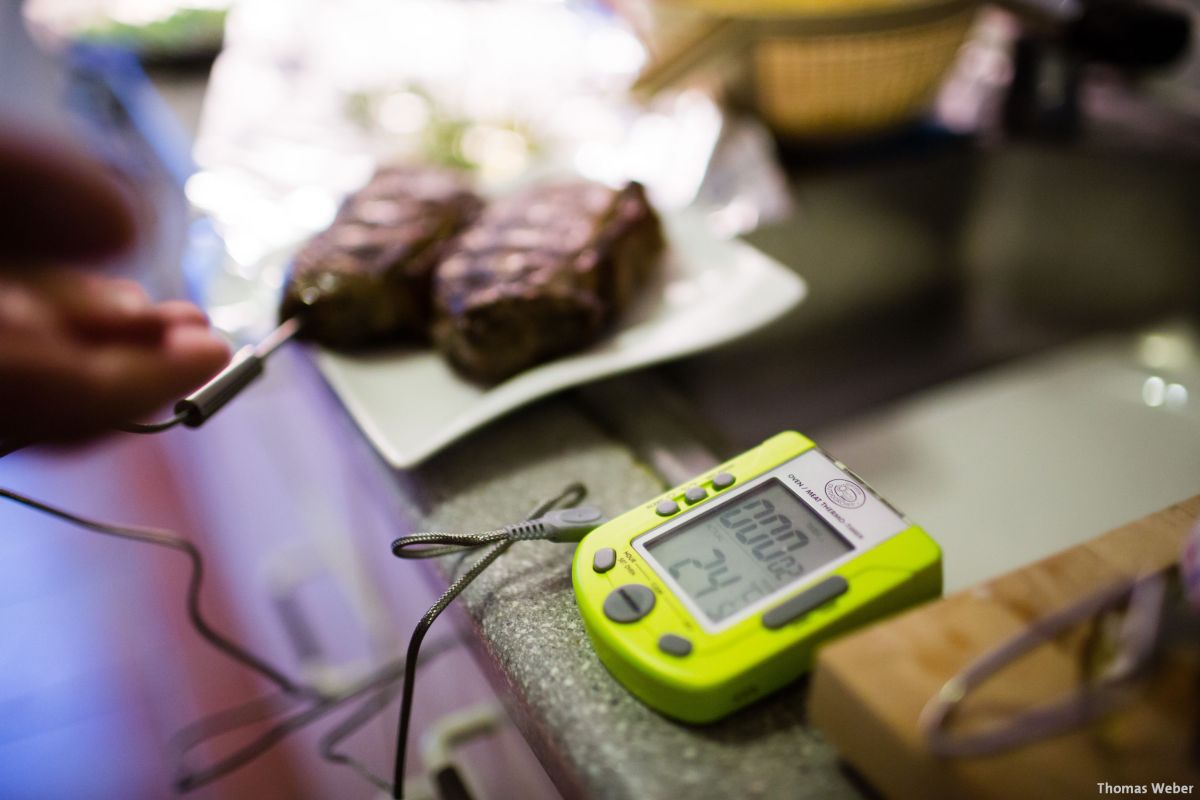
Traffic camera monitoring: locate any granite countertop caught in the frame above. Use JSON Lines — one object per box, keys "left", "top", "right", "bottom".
{"left": 409, "top": 400, "right": 862, "bottom": 800}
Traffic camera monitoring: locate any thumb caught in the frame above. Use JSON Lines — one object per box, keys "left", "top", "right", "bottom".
{"left": 0, "top": 128, "right": 138, "bottom": 266}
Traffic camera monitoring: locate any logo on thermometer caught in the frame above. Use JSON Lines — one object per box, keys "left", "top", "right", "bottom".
{"left": 825, "top": 479, "right": 866, "bottom": 509}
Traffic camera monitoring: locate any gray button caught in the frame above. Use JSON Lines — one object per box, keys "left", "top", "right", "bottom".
{"left": 603, "top": 584, "right": 656, "bottom": 623}
{"left": 656, "top": 499, "right": 680, "bottom": 517}
{"left": 561, "top": 506, "right": 604, "bottom": 524}
{"left": 761, "top": 576, "right": 849, "bottom": 629}
{"left": 712, "top": 472, "right": 735, "bottom": 490}
{"left": 592, "top": 547, "right": 616, "bottom": 573}
{"left": 658, "top": 633, "right": 693, "bottom": 657}
{"left": 684, "top": 486, "right": 707, "bottom": 504}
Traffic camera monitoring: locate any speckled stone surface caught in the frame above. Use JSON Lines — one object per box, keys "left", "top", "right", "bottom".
{"left": 410, "top": 400, "right": 863, "bottom": 800}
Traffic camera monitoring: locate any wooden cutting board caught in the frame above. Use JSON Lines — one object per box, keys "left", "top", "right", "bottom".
{"left": 810, "top": 495, "right": 1200, "bottom": 800}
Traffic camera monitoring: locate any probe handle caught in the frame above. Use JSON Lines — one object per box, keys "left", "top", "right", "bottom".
{"left": 506, "top": 506, "right": 608, "bottom": 542}
{"left": 174, "top": 346, "right": 264, "bottom": 428}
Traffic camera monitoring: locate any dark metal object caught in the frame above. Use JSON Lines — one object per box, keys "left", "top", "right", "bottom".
{"left": 999, "top": 0, "right": 1193, "bottom": 68}
{"left": 1000, "top": 0, "right": 1193, "bottom": 139}
{"left": 173, "top": 316, "right": 301, "bottom": 428}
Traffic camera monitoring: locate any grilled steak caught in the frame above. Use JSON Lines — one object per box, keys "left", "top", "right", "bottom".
{"left": 431, "top": 180, "right": 663, "bottom": 383}
{"left": 280, "top": 166, "right": 481, "bottom": 348}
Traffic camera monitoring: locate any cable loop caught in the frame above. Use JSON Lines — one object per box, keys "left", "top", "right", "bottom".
{"left": 391, "top": 529, "right": 508, "bottom": 559}
{"left": 389, "top": 482, "right": 589, "bottom": 799}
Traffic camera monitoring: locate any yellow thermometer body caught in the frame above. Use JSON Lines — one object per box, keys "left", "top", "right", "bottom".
{"left": 572, "top": 431, "right": 941, "bottom": 723}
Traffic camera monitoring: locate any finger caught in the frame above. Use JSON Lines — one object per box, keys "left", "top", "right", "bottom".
{"left": 39, "top": 272, "right": 166, "bottom": 342}
{"left": 81, "top": 326, "right": 232, "bottom": 423}
{"left": 152, "top": 300, "right": 212, "bottom": 328}
{"left": 0, "top": 280, "right": 54, "bottom": 335}
{"left": 0, "top": 129, "right": 138, "bottom": 265}
{"left": 161, "top": 324, "right": 232, "bottom": 385}
{"left": 0, "top": 327, "right": 231, "bottom": 443}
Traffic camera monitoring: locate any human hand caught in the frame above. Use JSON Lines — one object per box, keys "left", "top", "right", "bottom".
{"left": 0, "top": 129, "right": 230, "bottom": 444}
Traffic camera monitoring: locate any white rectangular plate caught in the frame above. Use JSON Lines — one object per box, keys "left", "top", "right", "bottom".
{"left": 314, "top": 215, "right": 806, "bottom": 468}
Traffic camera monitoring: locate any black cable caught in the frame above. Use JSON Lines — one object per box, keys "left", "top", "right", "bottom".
{"left": 5, "top": 316, "right": 304, "bottom": 448}
{"left": 389, "top": 482, "right": 587, "bottom": 800}
{"left": 0, "top": 482, "right": 466, "bottom": 794}
{"left": 115, "top": 409, "right": 189, "bottom": 434}
{"left": 317, "top": 678, "right": 404, "bottom": 792}
{"left": 391, "top": 528, "right": 509, "bottom": 560}
{"left": 0, "top": 487, "right": 317, "bottom": 699}
{"left": 0, "top": 319, "right": 476, "bottom": 792}
{"left": 171, "top": 691, "right": 297, "bottom": 757}
{"left": 0, "top": 477, "right": 588, "bottom": 796}
{"left": 392, "top": 539, "right": 511, "bottom": 800}
{"left": 175, "top": 636, "right": 459, "bottom": 793}
{"left": 317, "top": 521, "right": 566, "bottom": 794}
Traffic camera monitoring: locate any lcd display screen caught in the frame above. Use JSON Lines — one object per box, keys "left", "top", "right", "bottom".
{"left": 643, "top": 480, "right": 854, "bottom": 625}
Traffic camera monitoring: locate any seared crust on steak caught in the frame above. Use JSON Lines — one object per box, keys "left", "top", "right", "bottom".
{"left": 281, "top": 166, "right": 481, "bottom": 348}
{"left": 431, "top": 180, "right": 663, "bottom": 383}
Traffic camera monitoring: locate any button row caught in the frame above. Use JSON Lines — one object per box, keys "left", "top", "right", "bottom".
{"left": 654, "top": 471, "right": 737, "bottom": 517}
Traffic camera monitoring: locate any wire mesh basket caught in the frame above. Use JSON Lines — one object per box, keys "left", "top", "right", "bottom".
{"left": 655, "top": 0, "right": 978, "bottom": 138}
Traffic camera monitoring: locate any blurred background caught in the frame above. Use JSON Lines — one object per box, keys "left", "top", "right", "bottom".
{"left": 1, "top": 0, "right": 1198, "bottom": 797}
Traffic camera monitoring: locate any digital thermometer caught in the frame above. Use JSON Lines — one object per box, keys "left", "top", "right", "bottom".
{"left": 572, "top": 431, "right": 941, "bottom": 723}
